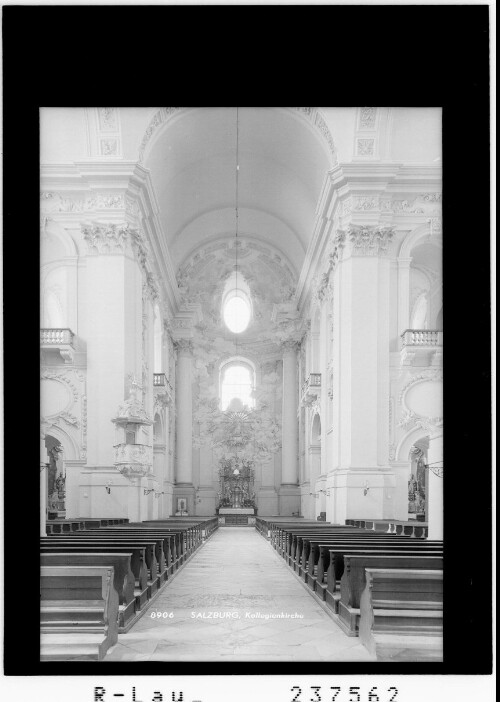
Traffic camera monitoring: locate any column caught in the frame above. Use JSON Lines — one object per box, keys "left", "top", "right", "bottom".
{"left": 397, "top": 257, "right": 412, "bottom": 335}
{"left": 326, "top": 225, "right": 396, "bottom": 523}
{"left": 279, "top": 340, "right": 300, "bottom": 515}
{"left": 174, "top": 339, "right": 196, "bottom": 513}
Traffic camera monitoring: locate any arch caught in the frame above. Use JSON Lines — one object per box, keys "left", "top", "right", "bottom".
{"left": 398, "top": 222, "right": 442, "bottom": 260}
{"left": 41, "top": 219, "right": 79, "bottom": 261}
{"left": 138, "top": 107, "right": 338, "bottom": 167}
{"left": 396, "top": 425, "right": 433, "bottom": 463}
{"left": 41, "top": 423, "right": 80, "bottom": 461}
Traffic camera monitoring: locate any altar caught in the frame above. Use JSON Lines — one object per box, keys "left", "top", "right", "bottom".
{"left": 218, "top": 507, "right": 256, "bottom": 526}
{"left": 217, "top": 456, "right": 256, "bottom": 526}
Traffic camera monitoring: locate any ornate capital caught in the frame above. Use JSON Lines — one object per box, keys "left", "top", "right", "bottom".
{"left": 347, "top": 225, "right": 395, "bottom": 257}
{"left": 174, "top": 338, "right": 194, "bottom": 354}
{"left": 82, "top": 222, "right": 131, "bottom": 254}
{"left": 280, "top": 339, "right": 300, "bottom": 355}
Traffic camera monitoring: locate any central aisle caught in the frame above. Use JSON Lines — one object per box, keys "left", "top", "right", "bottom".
{"left": 106, "top": 527, "right": 375, "bottom": 662}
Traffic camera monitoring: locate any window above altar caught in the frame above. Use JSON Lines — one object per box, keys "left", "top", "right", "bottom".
{"left": 220, "top": 359, "right": 255, "bottom": 411}
{"left": 222, "top": 272, "right": 252, "bottom": 334}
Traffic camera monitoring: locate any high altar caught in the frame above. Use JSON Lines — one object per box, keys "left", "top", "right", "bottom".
{"left": 217, "top": 457, "right": 256, "bottom": 525}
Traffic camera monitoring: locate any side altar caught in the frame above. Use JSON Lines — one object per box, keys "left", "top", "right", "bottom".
{"left": 217, "top": 458, "right": 256, "bottom": 526}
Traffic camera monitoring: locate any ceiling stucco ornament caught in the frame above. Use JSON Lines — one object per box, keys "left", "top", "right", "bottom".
{"left": 347, "top": 225, "right": 395, "bottom": 257}
{"left": 176, "top": 236, "right": 298, "bottom": 352}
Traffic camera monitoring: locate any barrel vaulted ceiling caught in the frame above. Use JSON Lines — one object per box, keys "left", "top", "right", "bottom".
{"left": 142, "top": 107, "right": 333, "bottom": 276}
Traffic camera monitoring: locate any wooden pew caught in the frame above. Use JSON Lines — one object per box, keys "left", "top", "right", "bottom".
{"left": 40, "top": 565, "right": 119, "bottom": 661}
{"left": 304, "top": 535, "right": 434, "bottom": 581}
{"left": 359, "top": 568, "right": 443, "bottom": 661}
{"left": 96, "top": 528, "right": 180, "bottom": 578}
{"left": 305, "top": 536, "right": 441, "bottom": 588}
{"left": 42, "top": 535, "right": 161, "bottom": 592}
{"left": 41, "top": 552, "right": 136, "bottom": 631}
{"left": 338, "top": 553, "right": 443, "bottom": 636}
{"left": 40, "top": 540, "right": 150, "bottom": 609}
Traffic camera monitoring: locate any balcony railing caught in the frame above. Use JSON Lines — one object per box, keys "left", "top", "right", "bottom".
{"left": 301, "top": 373, "right": 321, "bottom": 407}
{"left": 40, "top": 328, "right": 75, "bottom": 363}
{"left": 153, "top": 373, "right": 173, "bottom": 394}
{"left": 401, "top": 329, "right": 442, "bottom": 347}
{"left": 40, "top": 328, "right": 75, "bottom": 345}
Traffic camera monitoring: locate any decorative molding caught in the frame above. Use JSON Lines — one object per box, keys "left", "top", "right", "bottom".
{"left": 97, "top": 108, "right": 118, "bottom": 132}
{"left": 356, "top": 138, "right": 375, "bottom": 156}
{"left": 292, "top": 108, "right": 337, "bottom": 162}
{"left": 313, "top": 229, "right": 346, "bottom": 303}
{"left": 100, "top": 138, "right": 119, "bottom": 157}
{"left": 41, "top": 191, "right": 127, "bottom": 214}
{"left": 359, "top": 107, "right": 377, "bottom": 129}
{"left": 428, "top": 217, "right": 442, "bottom": 235}
{"left": 353, "top": 196, "right": 379, "bottom": 211}
{"left": 139, "top": 107, "right": 183, "bottom": 162}
{"left": 398, "top": 369, "right": 443, "bottom": 406}
{"left": 398, "top": 409, "right": 443, "bottom": 435}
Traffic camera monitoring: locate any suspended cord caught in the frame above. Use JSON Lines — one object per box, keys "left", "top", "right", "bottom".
{"left": 235, "top": 107, "right": 239, "bottom": 359}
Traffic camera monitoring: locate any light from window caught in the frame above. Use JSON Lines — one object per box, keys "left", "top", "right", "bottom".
{"left": 223, "top": 295, "right": 251, "bottom": 333}
{"left": 221, "top": 364, "right": 254, "bottom": 410}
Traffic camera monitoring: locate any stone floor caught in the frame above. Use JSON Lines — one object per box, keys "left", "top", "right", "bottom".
{"left": 105, "top": 527, "right": 375, "bottom": 662}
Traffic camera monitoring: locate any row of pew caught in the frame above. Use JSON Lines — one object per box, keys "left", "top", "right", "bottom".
{"left": 345, "top": 518, "right": 428, "bottom": 538}
{"left": 46, "top": 517, "right": 130, "bottom": 533}
{"left": 255, "top": 517, "right": 443, "bottom": 661}
{"left": 40, "top": 516, "right": 218, "bottom": 661}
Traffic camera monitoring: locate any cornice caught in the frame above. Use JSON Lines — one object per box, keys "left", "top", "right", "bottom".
{"left": 295, "top": 161, "right": 442, "bottom": 312}
{"left": 40, "top": 160, "right": 181, "bottom": 317}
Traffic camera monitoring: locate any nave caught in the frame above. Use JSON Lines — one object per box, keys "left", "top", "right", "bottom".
{"left": 105, "top": 527, "right": 373, "bottom": 662}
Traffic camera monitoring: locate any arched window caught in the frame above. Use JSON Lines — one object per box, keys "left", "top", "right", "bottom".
{"left": 222, "top": 272, "right": 252, "bottom": 334}
{"left": 220, "top": 360, "right": 255, "bottom": 410}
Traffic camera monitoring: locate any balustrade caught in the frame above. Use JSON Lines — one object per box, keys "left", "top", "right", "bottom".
{"left": 40, "top": 328, "right": 75, "bottom": 345}
{"left": 401, "top": 329, "right": 442, "bottom": 347}
{"left": 153, "top": 373, "right": 173, "bottom": 393}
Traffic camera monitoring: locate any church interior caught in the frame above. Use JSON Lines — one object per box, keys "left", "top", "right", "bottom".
{"left": 39, "top": 107, "right": 443, "bottom": 663}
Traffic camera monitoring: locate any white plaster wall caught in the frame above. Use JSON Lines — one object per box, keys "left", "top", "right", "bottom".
{"left": 389, "top": 108, "right": 442, "bottom": 163}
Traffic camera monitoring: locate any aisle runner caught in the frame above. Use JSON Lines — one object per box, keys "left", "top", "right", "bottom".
{"left": 105, "top": 527, "right": 374, "bottom": 661}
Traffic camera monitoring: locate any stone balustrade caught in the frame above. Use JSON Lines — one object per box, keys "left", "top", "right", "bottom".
{"left": 401, "top": 329, "right": 442, "bottom": 347}
{"left": 40, "top": 328, "right": 75, "bottom": 345}
{"left": 153, "top": 372, "right": 173, "bottom": 393}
